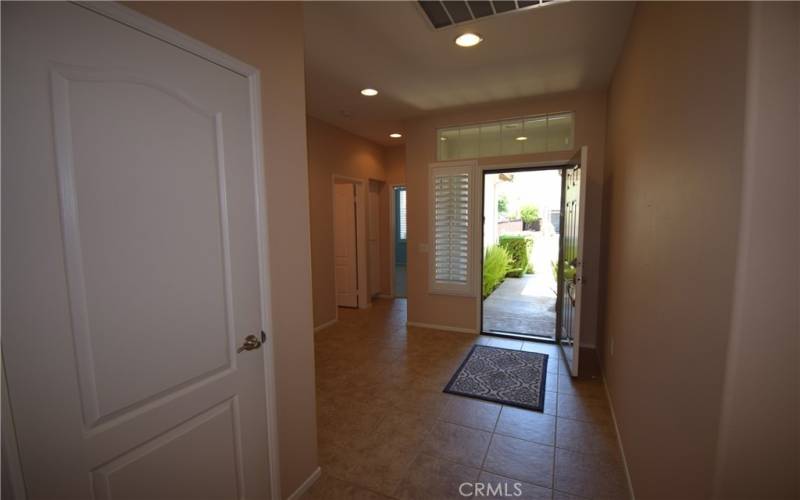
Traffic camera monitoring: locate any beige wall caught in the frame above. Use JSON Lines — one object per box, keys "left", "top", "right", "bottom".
{"left": 712, "top": 3, "right": 799, "bottom": 498}
{"left": 403, "top": 89, "right": 607, "bottom": 345}
{"left": 307, "top": 117, "right": 404, "bottom": 327}
{"left": 126, "top": 3, "right": 317, "bottom": 497}
{"left": 381, "top": 145, "right": 407, "bottom": 294}
{"left": 601, "top": 3, "right": 749, "bottom": 498}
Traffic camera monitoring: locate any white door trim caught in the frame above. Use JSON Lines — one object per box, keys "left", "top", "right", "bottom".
{"left": 332, "top": 175, "right": 370, "bottom": 309}
{"left": 473, "top": 158, "right": 572, "bottom": 335}
{"left": 15, "top": 3, "right": 282, "bottom": 498}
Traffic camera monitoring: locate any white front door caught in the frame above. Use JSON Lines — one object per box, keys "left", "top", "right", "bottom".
{"left": 2, "top": 3, "right": 272, "bottom": 498}
{"left": 558, "top": 146, "right": 589, "bottom": 377}
{"left": 334, "top": 183, "right": 359, "bottom": 307}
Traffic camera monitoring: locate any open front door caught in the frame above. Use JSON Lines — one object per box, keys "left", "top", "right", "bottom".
{"left": 558, "top": 146, "right": 588, "bottom": 377}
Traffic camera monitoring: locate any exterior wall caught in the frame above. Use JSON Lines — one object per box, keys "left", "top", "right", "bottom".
{"left": 306, "top": 117, "right": 400, "bottom": 326}
{"left": 403, "top": 89, "right": 607, "bottom": 345}
{"left": 126, "top": 3, "right": 317, "bottom": 497}
{"left": 601, "top": 3, "right": 749, "bottom": 498}
{"left": 712, "top": 4, "right": 799, "bottom": 498}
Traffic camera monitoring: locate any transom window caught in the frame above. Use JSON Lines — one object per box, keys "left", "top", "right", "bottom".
{"left": 437, "top": 112, "right": 574, "bottom": 161}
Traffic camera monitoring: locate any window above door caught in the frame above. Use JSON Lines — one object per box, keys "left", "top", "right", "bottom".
{"left": 437, "top": 112, "right": 574, "bottom": 161}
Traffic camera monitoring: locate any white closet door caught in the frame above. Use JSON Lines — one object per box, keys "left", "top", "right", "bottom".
{"left": 2, "top": 3, "right": 272, "bottom": 498}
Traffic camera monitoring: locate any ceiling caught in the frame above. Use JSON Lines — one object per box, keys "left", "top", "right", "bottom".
{"left": 303, "top": 1, "right": 635, "bottom": 145}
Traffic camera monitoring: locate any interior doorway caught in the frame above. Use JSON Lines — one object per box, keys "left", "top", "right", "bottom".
{"left": 333, "top": 177, "right": 369, "bottom": 308}
{"left": 481, "top": 167, "right": 564, "bottom": 339}
{"left": 392, "top": 186, "right": 408, "bottom": 298}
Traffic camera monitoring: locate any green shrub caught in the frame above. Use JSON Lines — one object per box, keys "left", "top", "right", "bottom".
{"left": 520, "top": 204, "right": 540, "bottom": 224}
{"left": 499, "top": 235, "right": 530, "bottom": 278}
{"left": 497, "top": 194, "right": 509, "bottom": 214}
{"left": 483, "top": 245, "right": 511, "bottom": 298}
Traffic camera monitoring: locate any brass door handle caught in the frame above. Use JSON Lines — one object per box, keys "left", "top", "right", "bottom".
{"left": 237, "top": 334, "right": 262, "bottom": 353}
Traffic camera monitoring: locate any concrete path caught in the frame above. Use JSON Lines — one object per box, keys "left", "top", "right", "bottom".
{"left": 483, "top": 272, "right": 556, "bottom": 338}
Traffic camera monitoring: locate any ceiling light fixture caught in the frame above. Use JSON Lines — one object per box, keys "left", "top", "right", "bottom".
{"left": 440, "top": 137, "right": 448, "bottom": 141}
{"left": 360, "top": 88, "right": 378, "bottom": 96}
{"left": 455, "top": 33, "right": 483, "bottom": 48}
{"left": 389, "top": 133, "right": 402, "bottom": 138}
{"left": 515, "top": 136, "right": 528, "bottom": 141}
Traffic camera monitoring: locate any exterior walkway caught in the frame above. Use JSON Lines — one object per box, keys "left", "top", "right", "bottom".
{"left": 483, "top": 273, "right": 556, "bottom": 338}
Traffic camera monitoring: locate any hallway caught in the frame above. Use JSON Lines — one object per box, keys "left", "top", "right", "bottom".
{"left": 305, "top": 299, "right": 629, "bottom": 499}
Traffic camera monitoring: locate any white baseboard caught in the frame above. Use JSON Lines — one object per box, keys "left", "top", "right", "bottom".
{"left": 602, "top": 373, "right": 636, "bottom": 500}
{"left": 286, "top": 466, "right": 321, "bottom": 500}
{"left": 407, "top": 321, "right": 477, "bottom": 334}
{"left": 313, "top": 318, "right": 337, "bottom": 332}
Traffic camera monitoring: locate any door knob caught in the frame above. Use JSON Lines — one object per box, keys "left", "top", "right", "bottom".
{"left": 237, "top": 334, "right": 262, "bottom": 353}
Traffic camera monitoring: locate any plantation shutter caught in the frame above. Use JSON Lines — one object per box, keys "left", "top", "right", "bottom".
{"left": 429, "top": 162, "right": 475, "bottom": 295}
{"left": 398, "top": 189, "right": 407, "bottom": 240}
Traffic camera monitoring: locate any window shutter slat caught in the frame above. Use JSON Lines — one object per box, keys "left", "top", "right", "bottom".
{"left": 432, "top": 168, "right": 471, "bottom": 286}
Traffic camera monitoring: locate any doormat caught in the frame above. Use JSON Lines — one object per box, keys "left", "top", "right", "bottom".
{"left": 444, "top": 345, "right": 548, "bottom": 411}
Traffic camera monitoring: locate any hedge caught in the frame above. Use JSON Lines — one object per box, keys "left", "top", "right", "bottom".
{"left": 499, "top": 235, "right": 531, "bottom": 278}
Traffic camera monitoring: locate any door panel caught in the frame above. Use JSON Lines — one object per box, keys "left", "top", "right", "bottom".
{"left": 334, "top": 183, "right": 359, "bottom": 307}
{"left": 368, "top": 184, "right": 381, "bottom": 297}
{"left": 558, "top": 146, "right": 588, "bottom": 377}
{"left": 2, "top": 3, "right": 270, "bottom": 498}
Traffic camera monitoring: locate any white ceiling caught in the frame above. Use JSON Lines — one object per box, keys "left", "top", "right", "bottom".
{"left": 303, "top": 1, "right": 635, "bottom": 145}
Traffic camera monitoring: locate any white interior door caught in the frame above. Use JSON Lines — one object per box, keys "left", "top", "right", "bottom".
{"left": 368, "top": 183, "right": 381, "bottom": 297}
{"left": 2, "top": 3, "right": 272, "bottom": 498}
{"left": 558, "top": 146, "right": 589, "bottom": 377}
{"left": 334, "top": 183, "right": 359, "bottom": 307}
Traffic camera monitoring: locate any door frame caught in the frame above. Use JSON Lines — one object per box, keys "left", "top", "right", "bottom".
{"left": 389, "top": 184, "right": 407, "bottom": 298}
{"left": 332, "top": 175, "right": 370, "bottom": 309}
{"left": 473, "top": 159, "right": 572, "bottom": 340}
{"left": 3, "top": 3, "right": 282, "bottom": 498}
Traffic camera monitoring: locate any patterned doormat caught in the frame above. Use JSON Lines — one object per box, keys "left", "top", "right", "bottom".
{"left": 444, "top": 345, "right": 548, "bottom": 411}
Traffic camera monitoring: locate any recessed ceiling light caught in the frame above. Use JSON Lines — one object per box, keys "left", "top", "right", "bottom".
{"left": 455, "top": 33, "right": 483, "bottom": 48}
{"left": 515, "top": 136, "right": 528, "bottom": 141}
{"left": 389, "top": 133, "right": 402, "bottom": 138}
{"left": 360, "top": 88, "right": 378, "bottom": 96}
{"left": 440, "top": 137, "right": 448, "bottom": 141}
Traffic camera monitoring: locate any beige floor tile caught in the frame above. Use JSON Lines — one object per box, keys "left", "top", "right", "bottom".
{"left": 556, "top": 394, "right": 613, "bottom": 426}
{"left": 477, "top": 471, "right": 553, "bottom": 500}
{"left": 554, "top": 448, "right": 629, "bottom": 499}
{"left": 394, "top": 453, "right": 480, "bottom": 500}
{"left": 301, "top": 473, "right": 392, "bottom": 500}
{"left": 495, "top": 406, "right": 556, "bottom": 446}
{"left": 483, "top": 434, "right": 555, "bottom": 488}
{"left": 484, "top": 337, "right": 525, "bottom": 350}
{"left": 555, "top": 418, "right": 620, "bottom": 461}
{"left": 440, "top": 396, "right": 502, "bottom": 432}
{"left": 552, "top": 491, "right": 589, "bottom": 500}
{"left": 314, "top": 299, "right": 627, "bottom": 500}
{"left": 420, "top": 421, "right": 492, "bottom": 468}
{"left": 543, "top": 391, "right": 558, "bottom": 415}
{"left": 556, "top": 375, "right": 607, "bottom": 401}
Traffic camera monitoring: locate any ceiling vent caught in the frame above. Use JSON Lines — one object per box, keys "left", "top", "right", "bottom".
{"left": 418, "top": 0, "right": 564, "bottom": 29}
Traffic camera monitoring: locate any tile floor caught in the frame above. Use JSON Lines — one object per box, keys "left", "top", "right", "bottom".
{"left": 303, "top": 299, "right": 630, "bottom": 500}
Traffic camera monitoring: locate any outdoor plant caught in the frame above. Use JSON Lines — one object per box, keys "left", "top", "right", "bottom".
{"left": 499, "top": 235, "right": 530, "bottom": 278}
{"left": 520, "top": 204, "right": 540, "bottom": 224}
{"left": 520, "top": 204, "right": 542, "bottom": 231}
{"left": 497, "top": 194, "right": 509, "bottom": 215}
{"left": 483, "top": 245, "right": 511, "bottom": 298}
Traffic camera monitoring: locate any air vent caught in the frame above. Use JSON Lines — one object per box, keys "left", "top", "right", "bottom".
{"left": 418, "top": 0, "right": 562, "bottom": 30}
